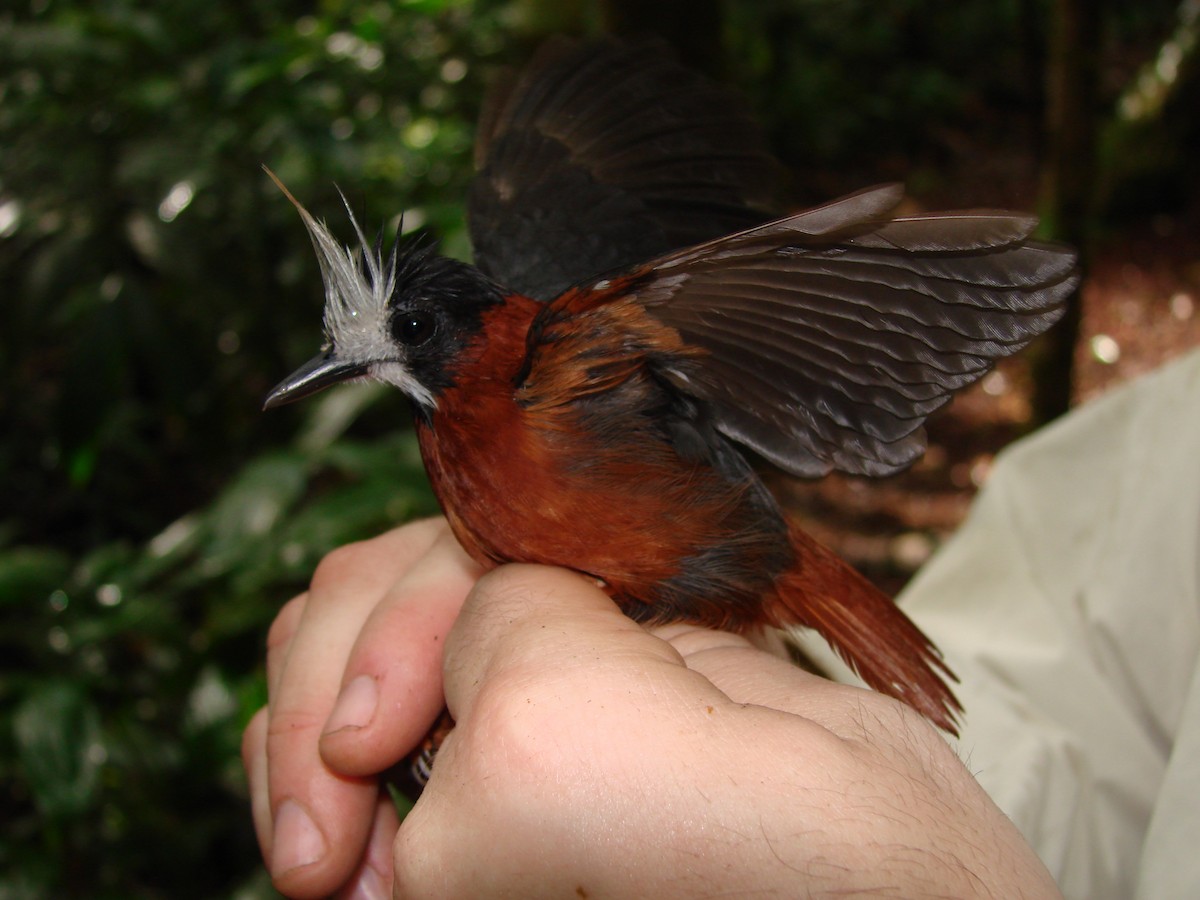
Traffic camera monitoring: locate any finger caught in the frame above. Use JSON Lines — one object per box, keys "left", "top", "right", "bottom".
{"left": 651, "top": 622, "right": 924, "bottom": 739}
{"left": 267, "top": 592, "right": 308, "bottom": 699}
{"left": 266, "top": 520, "right": 445, "bottom": 897}
{"left": 319, "top": 529, "right": 482, "bottom": 776}
{"left": 242, "top": 706, "right": 273, "bottom": 860}
{"left": 653, "top": 623, "right": 830, "bottom": 704}
{"left": 332, "top": 796, "right": 400, "bottom": 900}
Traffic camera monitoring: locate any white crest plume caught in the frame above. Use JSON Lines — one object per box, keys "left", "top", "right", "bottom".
{"left": 264, "top": 167, "right": 396, "bottom": 363}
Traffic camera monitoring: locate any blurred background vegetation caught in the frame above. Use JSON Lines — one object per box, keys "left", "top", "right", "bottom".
{"left": 1, "top": 0, "right": 1196, "bottom": 896}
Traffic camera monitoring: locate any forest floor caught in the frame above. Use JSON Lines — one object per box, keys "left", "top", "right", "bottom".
{"left": 779, "top": 205, "right": 1200, "bottom": 596}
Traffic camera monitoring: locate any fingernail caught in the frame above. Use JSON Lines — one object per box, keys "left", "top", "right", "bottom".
{"left": 346, "top": 863, "right": 390, "bottom": 900}
{"left": 271, "top": 799, "right": 327, "bottom": 876}
{"left": 325, "top": 674, "right": 379, "bottom": 734}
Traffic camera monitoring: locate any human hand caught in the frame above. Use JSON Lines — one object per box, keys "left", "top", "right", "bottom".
{"left": 245, "top": 520, "right": 1060, "bottom": 898}
{"left": 242, "top": 517, "right": 483, "bottom": 898}
{"left": 394, "top": 563, "right": 1062, "bottom": 898}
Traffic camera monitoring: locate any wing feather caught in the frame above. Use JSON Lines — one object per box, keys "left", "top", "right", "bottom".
{"left": 468, "top": 37, "right": 781, "bottom": 300}
{"left": 582, "top": 185, "right": 1079, "bottom": 477}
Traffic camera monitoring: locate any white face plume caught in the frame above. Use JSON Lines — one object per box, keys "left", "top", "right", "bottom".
{"left": 262, "top": 169, "right": 435, "bottom": 410}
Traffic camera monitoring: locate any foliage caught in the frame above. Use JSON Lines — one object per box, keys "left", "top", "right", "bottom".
{"left": 1100, "top": 0, "right": 1200, "bottom": 216}
{"left": 0, "top": 389, "right": 437, "bottom": 898}
{"left": 726, "top": 0, "right": 1190, "bottom": 204}
{"left": 729, "top": 1, "right": 1030, "bottom": 182}
{"left": 0, "top": 402, "right": 437, "bottom": 897}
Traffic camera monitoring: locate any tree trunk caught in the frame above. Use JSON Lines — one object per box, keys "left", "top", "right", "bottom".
{"left": 1033, "top": 0, "right": 1104, "bottom": 420}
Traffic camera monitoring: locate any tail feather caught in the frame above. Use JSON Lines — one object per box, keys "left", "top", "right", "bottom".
{"left": 765, "top": 525, "right": 962, "bottom": 734}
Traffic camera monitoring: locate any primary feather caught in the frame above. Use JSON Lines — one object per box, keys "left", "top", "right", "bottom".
{"left": 609, "top": 188, "right": 1078, "bottom": 477}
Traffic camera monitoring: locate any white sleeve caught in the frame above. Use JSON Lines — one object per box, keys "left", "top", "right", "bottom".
{"left": 790, "top": 348, "right": 1200, "bottom": 899}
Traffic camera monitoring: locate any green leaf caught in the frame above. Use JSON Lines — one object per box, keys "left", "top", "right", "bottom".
{"left": 13, "top": 682, "right": 104, "bottom": 820}
{"left": 0, "top": 548, "right": 71, "bottom": 607}
{"left": 296, "top": 381, "right": 387, "bottom": 454}
{"left": 201, "top": 454, "right": 309, "bottom": 577}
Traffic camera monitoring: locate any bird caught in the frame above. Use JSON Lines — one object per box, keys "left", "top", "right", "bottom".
{"left": 264, "top": 37, "right": 1078, "bottom": 737}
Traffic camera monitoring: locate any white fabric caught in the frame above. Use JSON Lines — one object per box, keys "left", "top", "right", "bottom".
{"left": 793, "top": 348, "right": 1200, "bottom": 898}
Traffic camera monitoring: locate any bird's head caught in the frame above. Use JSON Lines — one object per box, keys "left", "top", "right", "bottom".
{"left": 262, "top": 169, "right": 503, "bottom": 414}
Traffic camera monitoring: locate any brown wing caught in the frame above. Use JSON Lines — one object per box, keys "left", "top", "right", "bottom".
{"left": 568, "top": 184, "right": 1078, "bottom": 478}
{"left": 468, "top": 37, "right": 781, "bottom": 300}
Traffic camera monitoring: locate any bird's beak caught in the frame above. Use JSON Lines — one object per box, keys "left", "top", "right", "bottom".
{"left": 263, "top": 352, "right": 369, "bottom": 409}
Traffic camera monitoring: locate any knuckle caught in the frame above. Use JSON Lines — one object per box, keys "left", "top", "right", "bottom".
{"left": 473, "top": 562, "right": 549, "bottom": 601}
{"left": 404, "top": 515, "right": 450, "bottom": 544}
{"left": 240, "top": 706, "right": 268, "bottom": 767}
{"left": 391, "top": 818, "right": 429, "bottom": 895}
{"left": 462, "top": 564, "right": 567, "bottom": 638}
{"left": 308, "top": 539, "right": 373, "bottom": 595}
{"left": 657, "top": 624, "right": 747, "bottom": 659}
{"left": 392, "top": 799, "right": 459, "bottom": 897}
{"left": 265, "top": 701, "right": 329, "bottom": 746}
{"left": 266, "top": 593, "right": 307, "bottom": 653}
{"left": 464, "top": 668, "right": 567, "bottom": 772}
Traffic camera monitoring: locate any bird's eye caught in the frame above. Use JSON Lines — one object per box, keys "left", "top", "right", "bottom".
{"left": 392, "top": 311, "right": 435, "bottom": 346}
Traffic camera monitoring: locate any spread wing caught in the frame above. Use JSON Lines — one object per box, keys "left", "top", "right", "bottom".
{"left": 574, "top": 183, "right": 1078, "bottom": 478}
{"left": 468, "top": 37, "right": 781, "bottom": 300}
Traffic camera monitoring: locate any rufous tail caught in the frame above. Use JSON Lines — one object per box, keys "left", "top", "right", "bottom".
{"left": 765, "top": 525, "right": 962, "bottom": 734}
